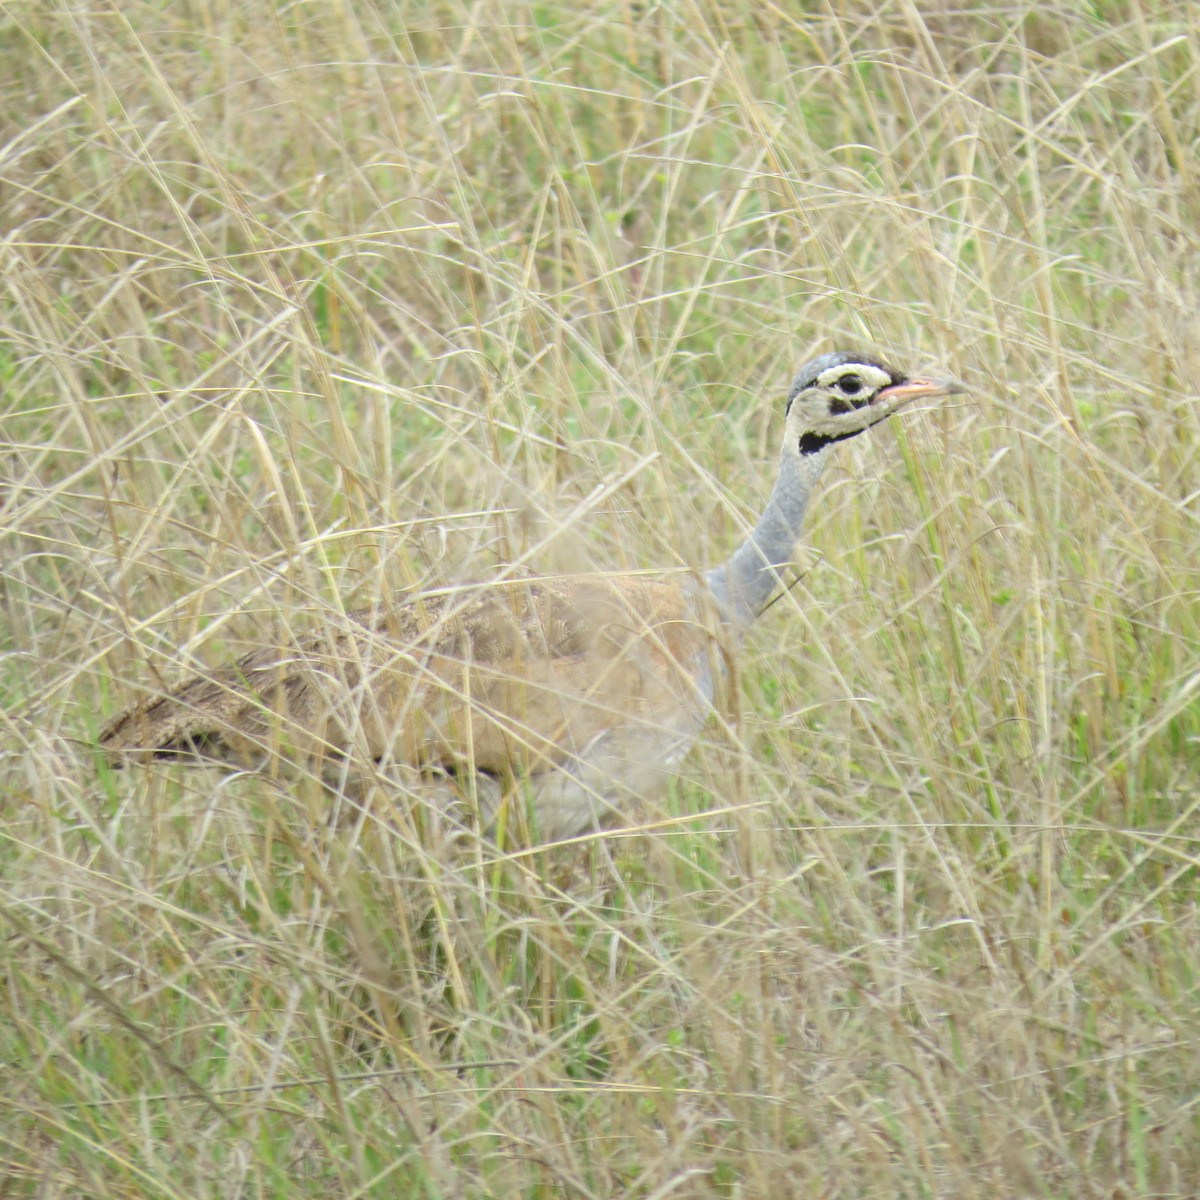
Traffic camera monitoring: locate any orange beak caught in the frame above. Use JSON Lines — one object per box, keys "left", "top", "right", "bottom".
{"left": 877, "top": 374, "right": 967, "bottom": 403}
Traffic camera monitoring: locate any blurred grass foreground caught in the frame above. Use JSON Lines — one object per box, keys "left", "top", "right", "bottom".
{"left": 2, "top": 2, "right": 1199, "bottom": 1197}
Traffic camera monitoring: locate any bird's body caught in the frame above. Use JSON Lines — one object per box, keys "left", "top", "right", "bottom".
{"left": 102, "top": 573, "right": 716, "bottom": 840}
{"left": 99, "top": 352, "right": 963, "bottom": 841}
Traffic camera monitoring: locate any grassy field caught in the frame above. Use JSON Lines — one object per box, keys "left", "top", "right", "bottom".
{"left": 2, "top": 1, "right": 1199, "bottom": 1196}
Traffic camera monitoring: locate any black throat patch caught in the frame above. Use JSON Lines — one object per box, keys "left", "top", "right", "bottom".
{"left": 798, "top": 429, "right": 862, "bottom": 456}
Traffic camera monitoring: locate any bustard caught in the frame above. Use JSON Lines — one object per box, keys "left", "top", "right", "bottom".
{"left": 99, "top": 352, "right": 963, "bottom": 841}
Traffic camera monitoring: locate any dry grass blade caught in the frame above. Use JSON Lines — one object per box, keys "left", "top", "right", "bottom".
{"left": 2, "top": 2, "right": 1198, "bottom": 1197}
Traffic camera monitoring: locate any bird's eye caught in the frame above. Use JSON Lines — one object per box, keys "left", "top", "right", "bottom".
{"left": 837, "top": 374, "right": 863, "bottom": 395}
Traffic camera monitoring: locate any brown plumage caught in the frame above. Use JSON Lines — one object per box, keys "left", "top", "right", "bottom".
{"left": 100, "top": 575, "right": 717, "bottom": 840}
{"left": 99, "top": 352, "right": 963, "bottom": 841}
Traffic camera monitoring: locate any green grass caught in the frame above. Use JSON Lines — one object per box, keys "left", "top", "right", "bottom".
{"left": 3, "top": 1, "right": 1199, "bottom": 1195}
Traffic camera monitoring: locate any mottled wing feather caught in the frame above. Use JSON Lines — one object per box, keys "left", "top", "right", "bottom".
{"left": 100, "top": 576, "right": 713, "bottom": 781}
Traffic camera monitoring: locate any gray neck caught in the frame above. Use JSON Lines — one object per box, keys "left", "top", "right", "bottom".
{"left": 704, "top": 443, "right": 827, "bottom": 627}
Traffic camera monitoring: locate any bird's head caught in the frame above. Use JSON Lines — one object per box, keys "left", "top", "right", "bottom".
{"left": 784, "top": 351, "right": 965, "bottom": 456}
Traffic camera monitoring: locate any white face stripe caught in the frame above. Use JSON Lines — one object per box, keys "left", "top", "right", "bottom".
{"left": 784, "top": 359, "right": 912, "bottom": 448}
{"left": 813, "top": 363, "right": 893, "bottom": 393}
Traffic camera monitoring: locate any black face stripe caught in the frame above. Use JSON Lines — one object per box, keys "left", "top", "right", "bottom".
{"left": 828, "top": 394, "right": 873, "bottom": 416}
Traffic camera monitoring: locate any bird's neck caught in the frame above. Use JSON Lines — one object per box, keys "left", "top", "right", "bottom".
{"left": 704, "top": 442, "right": 827, "bottom": 627}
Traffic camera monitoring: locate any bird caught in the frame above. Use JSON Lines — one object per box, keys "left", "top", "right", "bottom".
{"left": 98, "top": 351, "right": 963, "bottom": 842}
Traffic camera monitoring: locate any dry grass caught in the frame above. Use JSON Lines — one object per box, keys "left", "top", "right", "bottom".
{"left": 2, "top": 1, "right": 1199, "bottom": 1196}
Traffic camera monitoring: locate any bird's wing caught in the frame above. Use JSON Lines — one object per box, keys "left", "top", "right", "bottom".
{"left": 99, "top": 575, "right": 715, "bottom": 777}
